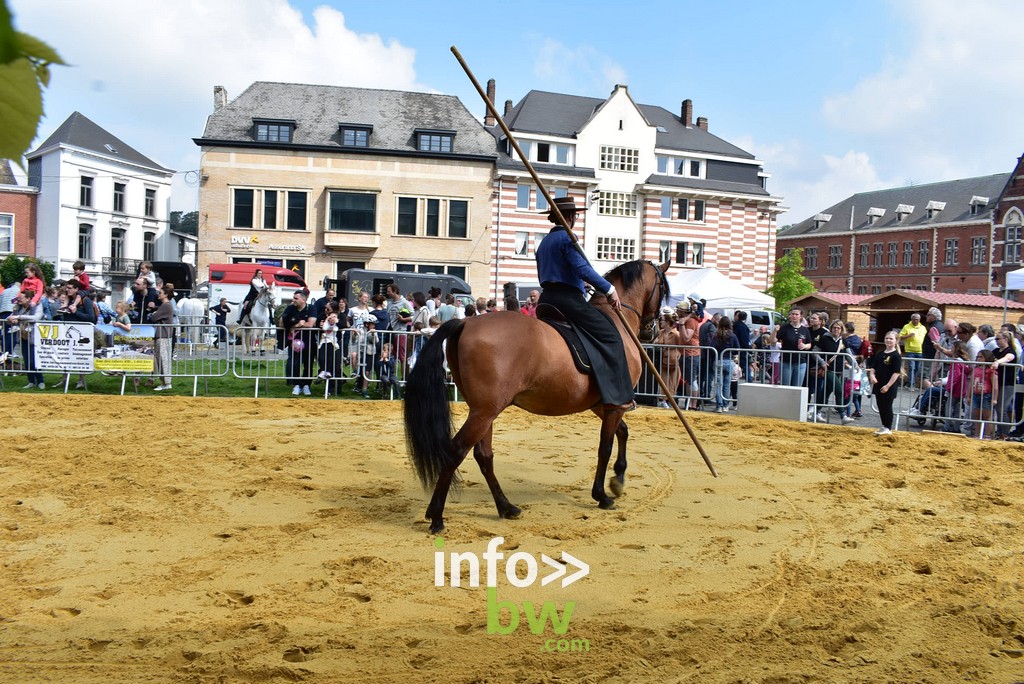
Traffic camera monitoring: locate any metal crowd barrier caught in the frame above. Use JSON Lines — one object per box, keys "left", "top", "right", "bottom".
{"left": 892, "top": 355, "right": 1023, "bottom": 438}
{"left": 636, "top": 344, "right": 856, "bottom": 423}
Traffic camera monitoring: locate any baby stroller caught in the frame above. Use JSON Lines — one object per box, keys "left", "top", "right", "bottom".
{"left": 908, "top": 386, "right": 950, "bottom": 430}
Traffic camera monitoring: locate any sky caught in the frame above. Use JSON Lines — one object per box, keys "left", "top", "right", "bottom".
{"left": 8, "top": 0, "right": 1024, "bottom": 227}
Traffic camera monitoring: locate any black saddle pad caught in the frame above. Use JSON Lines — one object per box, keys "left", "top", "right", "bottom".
{"left": 536, "top": 304, "right": 592, "bottom": 374}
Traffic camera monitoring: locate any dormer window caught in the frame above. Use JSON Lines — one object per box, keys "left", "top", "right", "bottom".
{"left": 812, "top": 213, "right": 832, "bottom": 231}
{"left": 415, "top": 128, "right": 455, "bottom": 153}
{"left": 895, "top": 204, "right": 914, "bottom": 222}
{"left": 866, "top": 207, "right": 885, "bottom": 225}
{"left": 970, "top": 195, "right": 989, "bottom": 216}
{"left": 925, "top": 200, "right": 945, "bottom": 220}
{"left": 339, "top": 123, "right": 372, "bottom": 147}
{"left": 254, "top": 118, "right": 296, "bottom": 143}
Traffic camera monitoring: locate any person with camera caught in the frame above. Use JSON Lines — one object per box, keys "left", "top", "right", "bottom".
{"left": 676, "top": 298, "right": 702, "bottom": 410}
{"left": 655, "top": 307, "right": 681, "bottom": 409}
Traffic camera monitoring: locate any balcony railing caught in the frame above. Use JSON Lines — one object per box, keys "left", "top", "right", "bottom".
{"left": 102, "top": 257, "right": 142, "bottom": 276}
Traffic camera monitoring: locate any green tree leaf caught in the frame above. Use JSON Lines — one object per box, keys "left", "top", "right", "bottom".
{"left": 767, "top": 248, "right": 815, "bottom": 312}
{"left": 15, "top": 31, "right": 66, "bottom": 66}
{"left": 0, "top": 57, "right": 42, "bottom": 165}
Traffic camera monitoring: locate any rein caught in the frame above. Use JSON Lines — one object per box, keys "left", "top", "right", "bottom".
{"left": 614, "top": 261, "right": 668, "bottom": 342}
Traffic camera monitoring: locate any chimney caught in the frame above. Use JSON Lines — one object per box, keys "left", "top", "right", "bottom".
{"left": 696, "top": 116, "right": 708, "bottom": 131}
{"left": 504, "top": 99, "right": 513, "bottom": 117}
{"left": 213, "top": 85, "right": 227, "bottom": 112}
{"left": 484, "top": 79, "right": 496, "bottom": 126}
{"left": 681, "top": 99, "right": 693, "bottom": 127}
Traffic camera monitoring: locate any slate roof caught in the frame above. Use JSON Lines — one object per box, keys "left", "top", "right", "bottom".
{"left": 0, "top": 160, "right": 14, "bottom": 185}
{"left": 196, "top": 82, "right": 497, "bottom": 160}
{"left": 27, "top": 112, "right": 171, "bottom": 172}
{"left": 503, "top": 90, "right": 755, "bottom": 159}
{"left": 780, "top": 173, "right": 1011, "bottom": 237}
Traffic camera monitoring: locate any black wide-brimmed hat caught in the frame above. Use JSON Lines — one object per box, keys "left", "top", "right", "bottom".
{"left": 539, "top": 196, "right": 579, "bottom": 215}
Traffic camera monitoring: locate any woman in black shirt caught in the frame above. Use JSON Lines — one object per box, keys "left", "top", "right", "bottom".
{"left": 772, "top": 308, "right": 811, "bottom": 387}
{"left": 868, "top": 330, "right": 902, "bottom": 435}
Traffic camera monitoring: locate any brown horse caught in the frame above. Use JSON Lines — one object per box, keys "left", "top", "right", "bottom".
{"left": 403, "top": 260, "right": 670, "bottom": 533}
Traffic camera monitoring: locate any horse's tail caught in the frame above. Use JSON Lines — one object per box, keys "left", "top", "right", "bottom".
{"left": 404, "top": 319, "right": 464, "bottom": 489}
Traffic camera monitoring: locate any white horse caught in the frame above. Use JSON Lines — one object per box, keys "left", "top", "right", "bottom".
{"left": 177, "top": 297, "right": 207, "bottom": 346}
{"left": 239, "top": 285, "right": 277, "bottom": 354}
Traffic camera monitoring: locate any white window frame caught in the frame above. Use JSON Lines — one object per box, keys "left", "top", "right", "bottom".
{"left": 597, "top": 191, "right": 638, "bottom": 217}
{"left": 596, "top": 236, "right": 636, "bottom": 261}
{"left": 514, "top": 231, "right": 529, "bottom": 257}
{"left": 0, "top": 213, "right": 12, "bottom": 253}
{"left": 231, "top": 187, "right": 310, "bottom": 231}
{"left": 599, "top": 145, "right": 639, "bottom": 173}
{"left": 971, "top": 236, "right": 986, "bottom": 265}
{"left": 692, "top": 242, "right": 705, "bottom": 266}
{"left": 1005, "top": 218, "right": 1022, "bottom": 264}
{"left": 393, "top": 196, "right": 471, "bottom": 239}
{"left": 944, "top": 238, "right": 959, "bottom": 266}
{"left": 516, "top": 184, "right": 530, "bottom": 210}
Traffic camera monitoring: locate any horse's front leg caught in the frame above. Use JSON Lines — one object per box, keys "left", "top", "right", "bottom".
{"left": 591, "top": 411, "right": 624, "bottom": 509}
{"left": 473, "top": 425, "right": 521, "bottom": 521}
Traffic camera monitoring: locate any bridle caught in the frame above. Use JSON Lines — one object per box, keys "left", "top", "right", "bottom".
{"left": 618, "top": 261, "right": 668, "bottom": 343}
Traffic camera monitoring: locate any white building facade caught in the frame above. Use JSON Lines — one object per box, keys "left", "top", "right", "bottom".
{"left": 487, "top": 85, "right": 784, "bottom": 298}
{"left": 26, "top": 112, "right": 189, "bottom": 300}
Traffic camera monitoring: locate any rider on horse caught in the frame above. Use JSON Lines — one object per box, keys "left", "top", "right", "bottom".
{"left": 237, "top": 268, "right": 267, "bottom": 323}
{"left": 535, "top": 196, "right": 636, "bottom": 412}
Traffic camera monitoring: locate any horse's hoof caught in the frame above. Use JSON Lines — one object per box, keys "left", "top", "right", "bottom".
{"left": 500, "top": 505, "right": 522, "bottom": 520}
{"left": 428, "top": 520, "right": 445, "bottom": 534}
{"left": 609, "top": 476, "right": 624, "bottom": 498}
{"left": 598, "top": 498, "right": 617, "bottom": 510}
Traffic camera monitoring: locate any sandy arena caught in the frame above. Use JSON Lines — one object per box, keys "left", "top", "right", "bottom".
{"left": 1, "top": 395, "right": 1022, "bottom": 683}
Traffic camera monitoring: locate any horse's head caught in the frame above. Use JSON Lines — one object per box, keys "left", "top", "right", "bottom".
{"left": 604, "top": 260, "right": 670, "bottom": 343}
{"left": 257, "top": 284, "right": 277, "bottom": 307}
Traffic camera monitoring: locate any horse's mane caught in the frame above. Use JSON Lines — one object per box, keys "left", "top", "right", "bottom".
{"left": 604, "top": 260, "right": 647, "bottom": 292}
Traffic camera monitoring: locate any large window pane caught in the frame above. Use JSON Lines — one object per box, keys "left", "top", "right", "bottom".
{"left": 233, "top": 189, "right": 254, "bottom": 228}
{"left": 262, "top": 190, "right": 278, "bottom": 229}
{"left": 286, "top": 191, "right": 307, "bottom": 230}
{"left": 397, "top": 197, "right": 417, "bottom": 235}
{"left": 426, "top": 199, "right": 440, "bottom": 237}
{"left": 448, "top": 200, "right": 467, "bottom": 238}
{"left": 329, "top": 192, "right": 376, "bottom": 232}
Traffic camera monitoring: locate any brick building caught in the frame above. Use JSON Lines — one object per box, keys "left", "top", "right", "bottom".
{"left": 992, "top": 154, "right": 1024, "bottom": 297}
{"left": 486, "top": 84, "right": 783, "bottom": 298}
{"left": 776, "top": 172, "right": 1010, "bottom": 296}
{"left": 0, "top": 160, "right": 37, "bottom": 260}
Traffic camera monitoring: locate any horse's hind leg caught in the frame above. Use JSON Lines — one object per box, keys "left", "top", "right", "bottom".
{"left": 425, "top": 411, "right": 496, "bottom": 534}
{"left": 609, "top": 419, "right": 628, "bottom": 498}
{"left": 473, "top": 425, "right": 521, "bottom": 521}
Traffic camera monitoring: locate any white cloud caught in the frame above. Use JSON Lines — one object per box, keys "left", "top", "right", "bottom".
{"left": 532, "top": 38, "right": 627, "bottom": 95}
{"left": 10, "top": 0, "right": 424, "bottom": 208}
{"left": 822, "top": 0, "right": 1024, "bottom": 139}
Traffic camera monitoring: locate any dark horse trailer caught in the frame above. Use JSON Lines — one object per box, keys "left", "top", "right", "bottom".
{"left": 325, "top": 269, "right": 472, "bottom": 307}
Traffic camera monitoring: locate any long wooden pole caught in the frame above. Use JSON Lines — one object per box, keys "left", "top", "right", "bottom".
{"left": 451, "top": 46, "right": 716, "bottom": 478}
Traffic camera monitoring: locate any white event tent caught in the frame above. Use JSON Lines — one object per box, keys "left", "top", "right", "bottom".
{"left": 665, "top": 268, "right": 775, "bottom": 311}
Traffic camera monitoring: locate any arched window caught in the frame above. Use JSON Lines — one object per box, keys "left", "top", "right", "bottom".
{"left": 1005, "top": 208, "right": 1023, "bottom": 265}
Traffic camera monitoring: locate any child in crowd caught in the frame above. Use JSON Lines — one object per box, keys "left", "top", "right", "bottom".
{"left": 352, "top": 317, "right": 378, "bottom": 398}
{"left": 316, "top": 307, "right": 342, "bottom": 389}
{"left": 139, "top": 261, "right": 157, "bottom": 289}
{"left": 375, "top": 342, "right": 401, "bottom": 399}
{"left": 72, "top": 260, "right": 91, "bottom": 291}
{"left": 21, "top": 264, "right": 46, "bottom": 306}
{"left": 967, "top": 349, "right": 998, "bottom": 437}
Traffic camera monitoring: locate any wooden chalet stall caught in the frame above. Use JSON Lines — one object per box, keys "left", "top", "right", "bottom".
{"left": 846, "top": 290, "right": 1024, "bottom": 346}
{"left": 787, "top": 293, "right": 871, "bottom": 340}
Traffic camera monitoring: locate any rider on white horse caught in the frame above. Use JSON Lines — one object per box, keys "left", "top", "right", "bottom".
{"left": 238, "top": 269, "right": 267, "bottom": 324}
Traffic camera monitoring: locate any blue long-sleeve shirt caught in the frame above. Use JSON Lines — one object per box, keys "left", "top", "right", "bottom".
{"left": 535, "top": 228, "right": 612, "bottom": 295}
